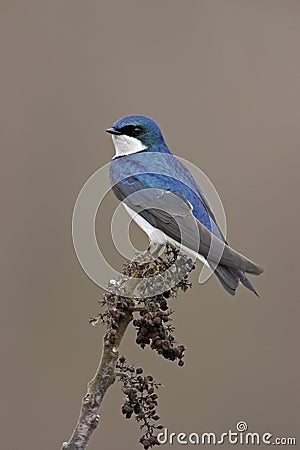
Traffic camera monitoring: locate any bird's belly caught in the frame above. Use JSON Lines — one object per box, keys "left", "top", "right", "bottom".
{"left": 124, "top": 204, "right": 167, "bottom": 244}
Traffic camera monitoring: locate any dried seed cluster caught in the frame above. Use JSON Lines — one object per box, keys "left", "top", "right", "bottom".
{"left": 133, "top": 299, "right": 186, "bottom": 365}
{"left": 117, "top": 356, "right": 163, "bottom": 449}
{"left": 89, "top": 246, "right": 194, "bottom": 365}
{"left": 88, "top": 246, "right": 195, "bottom": 448}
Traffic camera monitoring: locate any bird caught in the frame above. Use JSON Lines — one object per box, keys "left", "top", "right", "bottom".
{"left": 106, "top": 115, "right": 263, "bottom": 295}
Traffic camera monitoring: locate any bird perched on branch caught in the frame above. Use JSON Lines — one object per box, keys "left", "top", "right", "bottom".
{"left": 107, "top": 115, "right": 263, "bottom": 296}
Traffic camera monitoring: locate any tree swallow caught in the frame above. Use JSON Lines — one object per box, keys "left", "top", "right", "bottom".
{"left": 106, "top": 115, "right": 263, "bottom": 295}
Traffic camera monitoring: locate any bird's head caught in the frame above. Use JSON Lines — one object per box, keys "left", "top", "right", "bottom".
{"left": 106, "top": 115, "right": 167, "bottom": 157}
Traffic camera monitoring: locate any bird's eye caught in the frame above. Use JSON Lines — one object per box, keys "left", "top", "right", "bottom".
{"left": 133, "top": 126, "right": 142, "bottom": 135}
{"left": 119, "top": 125, "right": 143, "bottom": 137}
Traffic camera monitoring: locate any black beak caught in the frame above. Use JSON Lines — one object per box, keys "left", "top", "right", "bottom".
{"left": 106, "top": 127, "right": 122, "bottom": 135}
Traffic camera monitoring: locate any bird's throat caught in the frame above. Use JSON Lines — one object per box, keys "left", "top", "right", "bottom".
{"left": 112, "top": 134, "right": 147, "bottom": 158}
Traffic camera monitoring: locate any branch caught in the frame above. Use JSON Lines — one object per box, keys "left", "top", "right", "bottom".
{"left": 62, "top": 269, "right": 144, "bottom": 450}
{"left": 62, "top": 312, "right": 132, "bottom": 449}
{"left": 62, "top": 247, "right": 194, "bottom": 450}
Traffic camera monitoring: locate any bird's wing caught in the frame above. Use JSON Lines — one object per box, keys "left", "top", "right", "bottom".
{"left": 112, "top": 178, "right": 263, "bottom": 275}
{"left": 171, "top": 155, "right": 228, "bottom": 242}
{"left": 193, "top": 184, "right": 227, "bottom": 242}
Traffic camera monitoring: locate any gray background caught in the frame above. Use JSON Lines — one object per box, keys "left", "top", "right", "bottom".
{"left": 0, "top": 1, "right": 299, "bottom": 449}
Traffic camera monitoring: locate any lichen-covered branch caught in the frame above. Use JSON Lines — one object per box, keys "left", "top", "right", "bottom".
{"left": 62, "top": 246, "right": 194, "bottom": 450}
{"left": 61, "top": 311, "right": 132, "bottom": 450}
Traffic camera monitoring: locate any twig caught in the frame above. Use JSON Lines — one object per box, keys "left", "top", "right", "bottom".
{"left": 62, "top": 311, "right": 132, "bottom": 449}
{"left": 61, "top": 269, "right": 144, "bottom": 450}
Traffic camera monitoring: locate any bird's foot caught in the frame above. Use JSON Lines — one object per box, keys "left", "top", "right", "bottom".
{"left": 134, "top": 243, "right": 166, "bottom": 266}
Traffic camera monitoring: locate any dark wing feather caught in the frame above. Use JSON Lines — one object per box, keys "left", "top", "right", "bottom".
{"left": 113, "top": 179, "right": 263, "bottom": 276}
